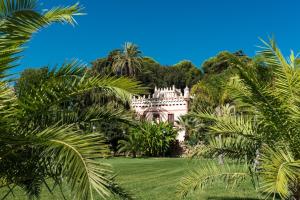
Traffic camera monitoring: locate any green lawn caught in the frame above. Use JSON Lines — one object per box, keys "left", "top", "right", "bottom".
{"left": 1, "top": 158, "right": 261, "bottom": 200}
{"left": 107, "top": 158, "right": 260, "bottom": 200}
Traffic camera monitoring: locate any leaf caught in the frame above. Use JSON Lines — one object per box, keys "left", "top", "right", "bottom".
{"left": 177, "top": 161, "right": 250, "bottom": 198}
{"left": 259, "top": 146, "right": 300, "bottom": 200}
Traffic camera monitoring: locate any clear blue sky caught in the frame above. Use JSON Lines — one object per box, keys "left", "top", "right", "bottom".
{"left": 18, "top": 0, "right": 300, "bottom": 73}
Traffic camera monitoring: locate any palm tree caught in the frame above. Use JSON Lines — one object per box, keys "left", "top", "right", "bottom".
{"left": 178, "top": 39, "right": 300, "bottom": 199}
{"left": 118, "top": 131, "right": 141, "bottom": 158}
{"left": 0, "top": 1, "right": 143, "bottom": 199}
{"left": 112, "top": 42, "right": 143, "bottom": 76}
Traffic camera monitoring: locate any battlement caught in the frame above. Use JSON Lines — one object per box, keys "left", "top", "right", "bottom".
{"left": 131, "top": 96, "right": 187, "bottom": 108}
{"left": 131, "top": 85, "right": 190, "bottom": 104}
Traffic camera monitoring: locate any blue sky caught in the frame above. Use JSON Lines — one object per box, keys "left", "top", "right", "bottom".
{"left": 17, "top": 0, "right": 300, "bottom": 73}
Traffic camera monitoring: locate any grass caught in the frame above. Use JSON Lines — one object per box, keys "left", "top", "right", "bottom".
{"left": 107, "top": 158, "right": 260, "bottom": 200}
{"left": 1, "top": 158, "right": 261, "bottom": 200}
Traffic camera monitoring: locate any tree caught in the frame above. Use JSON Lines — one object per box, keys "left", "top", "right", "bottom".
{"left": 135, "top": 57, "right": 166, "bottom": 89}
{"left": 91, "top": 49, "right": 121, "bottom": 76}
{"left": 135, "top": 58, "right": 202, "bottom": 91}
{"left": 118, "top": 131, "right": 141, "bottom": 158}
{"left": 190, "top": 51, "right": 253, "bottom": 111}
{"left": 0, "top": 1, "right": 143, "bottom": 199}
{"left": 168, "top": 60, "right": 202, "bottom": 88}
{"left": 178, "top": 39, "right": 300, "bottom": 199}
{"left": 112, "top": 42, "right": 143, "bottom": 76}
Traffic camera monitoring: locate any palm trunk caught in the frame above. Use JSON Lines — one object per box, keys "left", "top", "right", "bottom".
{"left": 253, "top": 149, "right": 260, "bottom": 171}
{"left": 215, "top": 107, "right": 224, "bottom": 165}
{"left": 216, "top": 134, "right": 224, "bottom": 165}
{"left": 218, "top": 153, "right": 224, "bottom": 165}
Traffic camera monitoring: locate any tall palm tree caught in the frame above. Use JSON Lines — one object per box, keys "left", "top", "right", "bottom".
{"left": 0, "top": 1, "right": 143, "bottom": 199}
{"left": 112, "top": 42, "right": 143, "bottom": 76}
{"left": 178, "top": 39, "right": 300, "bottom": 199}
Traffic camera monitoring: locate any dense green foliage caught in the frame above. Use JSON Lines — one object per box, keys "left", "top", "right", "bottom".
{"left": 0, "top": 1, "right": 144, "bottom": 199}
{"left": 118, "top": 122, "right": 177, "bottom": 157}
{"left": 136, "top": 59, "right": 202, "bottom": 90}
{"left": 15, "top": 66, "right": 138, "bottom": 153}
{"left": 15, "top": 67, "right": 48, "bottom": 98}
{"left": 179, "top": 40, "right": 300, "bottom": 199}
{"left": 190, "top": 50, "right": 272, "bottom": 111}
{"left": 183, "top": 50, "right": 272, "bottom": 145}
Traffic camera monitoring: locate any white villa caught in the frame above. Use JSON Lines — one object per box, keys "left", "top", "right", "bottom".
{"left": 131, "top": 85, "right": 190, "bottom": 141}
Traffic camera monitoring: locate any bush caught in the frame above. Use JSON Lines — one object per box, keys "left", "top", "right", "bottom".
{"left": 118, "top": 122, "right": 177, "bottom": 157}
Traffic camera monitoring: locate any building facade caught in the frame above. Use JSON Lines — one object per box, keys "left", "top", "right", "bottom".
{"left": 131, "top": 85, "right": 190, "bottom": 141}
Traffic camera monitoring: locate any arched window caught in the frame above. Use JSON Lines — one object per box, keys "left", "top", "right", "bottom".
{"left": 153, "top": 113, "right": 160, "bottom": 122}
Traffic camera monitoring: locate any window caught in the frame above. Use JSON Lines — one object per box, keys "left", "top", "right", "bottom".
{"left": 168, "top": 114, "right": 174, "bottom": 124}
{"left": 141, "top": 113, "right": 146, "bottom": 120}
{"left": 153, "top": 113, "right": 160, "bottom": 122}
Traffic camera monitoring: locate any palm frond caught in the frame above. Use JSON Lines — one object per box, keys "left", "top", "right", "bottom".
{"left": 191, "top": 110, "right": 258, "bottom": 159}
{"left": 257, "top": 38, "right": 300, "bottom": 103}
{"left": 36, "top": 125, "right": 113, "bottom": 200}
{"left": 225, "top": 75, "right": 255, "bottom": 112}
{"left": 0, "top": 124, "right": 120, "bottom": 199}
{"left": 83, "top": 104, "right": 133, "bottom": 124}
{"left": 259, "top": 146, "right": 300, "bottom": 200}
{"left": 17, "top": 61, "right": 145, "bottom": 117}
{"left": 43, "top": 2, "right": 83, "bottom": 25}
{"left": 52, "top": 104, "right": 134, "bottom": 129}
{"left": 177, "top": 161, "right": 250, "bottom": 198}
{"left": 0, "top": 82, "right": 17, "bottom": 129}
{"left": 0, "top": 1, "right": 82, "bottom": 77}
{"left": 0, "top": 0, "right": 37, "bottom": 17}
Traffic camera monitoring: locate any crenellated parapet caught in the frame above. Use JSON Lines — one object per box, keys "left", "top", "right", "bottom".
{"left": 131, "top": 96, "right": 187, "bottom": 108}
{"left": 131, "top": 85, "right": 189, "bottom": 106}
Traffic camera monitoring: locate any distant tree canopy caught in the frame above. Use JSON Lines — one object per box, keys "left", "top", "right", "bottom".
{"left": 202, "top": 50, "right": 247, "bottom": 73}
{"left": 136, "top": 58, "right": 202, "bottom": 91}
{"left": 91, "top": 45, "right": 203, "bottom": 91}
{"left": 190, "top": 50, "right": 272, "bottom": 111}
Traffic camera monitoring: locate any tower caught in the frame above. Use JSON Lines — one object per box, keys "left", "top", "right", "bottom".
{"left": 184, "top": 86, "right": 190, "bottom": 99}
{"left": 184, "top": 86, "right": 190, "bottom": 110}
